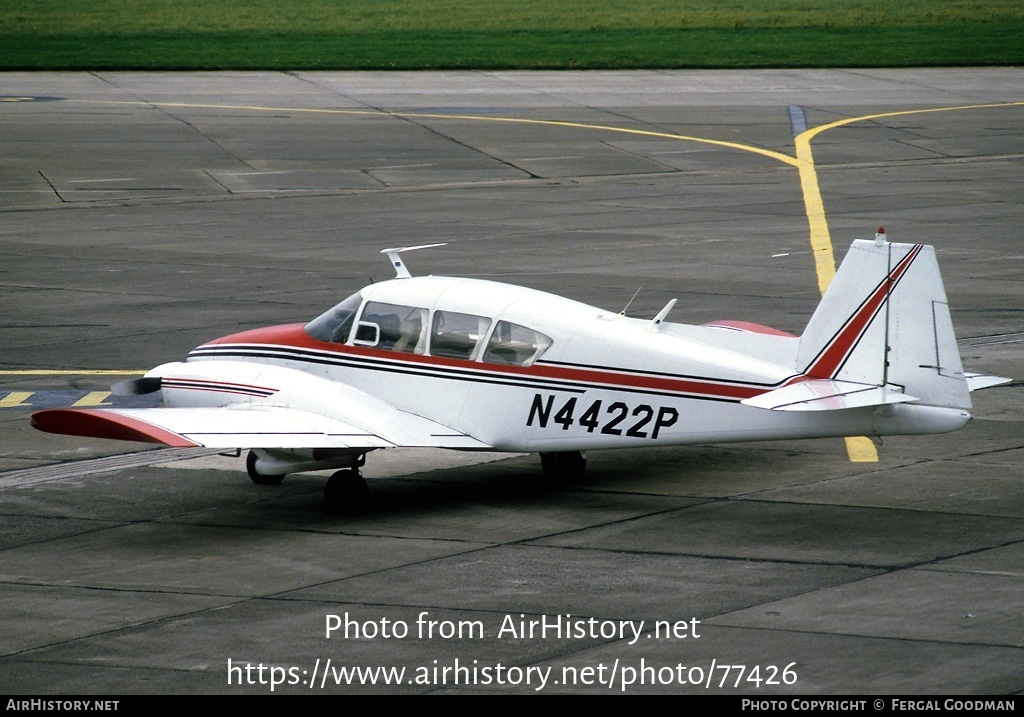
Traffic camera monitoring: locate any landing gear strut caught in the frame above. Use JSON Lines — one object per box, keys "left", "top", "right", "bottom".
{"left": 246, "top": 449, "right": 285, "bottom": 485}
{"left": 324, "top": 468, "right": 370, "bottom": 515}
{"left": 540, "top": 451, "right": 587, "bottom": 482}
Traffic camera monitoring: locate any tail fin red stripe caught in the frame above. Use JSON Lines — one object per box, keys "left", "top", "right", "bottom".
{"left": 805, "top": 244, "right": 923, "bottom": 379}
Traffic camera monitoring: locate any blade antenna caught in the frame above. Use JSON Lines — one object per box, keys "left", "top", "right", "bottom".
{"left": 380, "top": 243, "right": 448, "bottom": 279}
{"left": 646, "top": 299, "right": 678, "bottom": 332}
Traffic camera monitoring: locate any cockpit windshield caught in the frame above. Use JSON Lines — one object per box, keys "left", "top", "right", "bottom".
{"left": 304, "top": 292, "right": 363, "bottom": 344}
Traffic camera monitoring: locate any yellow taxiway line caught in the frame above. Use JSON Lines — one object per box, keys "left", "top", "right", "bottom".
{"left": 75, "top": 100, "right": 802, "bottom": 168}
{"left": 793, "top": 100, "right": 1023, "bottom": 461}
{"left": 0, "top": 370, "right": 146, "bottom": 375}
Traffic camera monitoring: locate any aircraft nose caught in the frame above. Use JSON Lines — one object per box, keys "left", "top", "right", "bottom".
{"left": 188, "top": 323, "right": 312, "bottom": 359}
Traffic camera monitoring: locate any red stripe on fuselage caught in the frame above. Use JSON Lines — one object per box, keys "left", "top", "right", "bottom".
{"left": 199, "top": 325, "right": 772, "bottom": 401}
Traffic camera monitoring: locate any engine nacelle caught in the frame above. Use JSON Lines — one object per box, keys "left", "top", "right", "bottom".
{"left": 249, "top": 447, "right": 371, "bottom": 477}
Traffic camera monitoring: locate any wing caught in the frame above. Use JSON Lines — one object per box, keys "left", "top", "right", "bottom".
{"left": 31, "top": 405, "right": 491, "bottom": 450}
{"left": 32, "top": 359, "right": 492, "bottom": 450}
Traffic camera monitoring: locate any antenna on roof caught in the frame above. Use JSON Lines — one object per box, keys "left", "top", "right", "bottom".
{"left": 380, "top": 243, "right": 448, "bottom": 279}
{"left": 620, "top": 287, "right": 642, "bottom": 316}
{"left": 646, "top": 299, "right": 677, "bottom": 332}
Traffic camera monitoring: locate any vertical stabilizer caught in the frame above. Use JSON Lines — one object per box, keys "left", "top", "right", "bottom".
{"left": 796, "top": 237, "right": 970, "bottom": 410}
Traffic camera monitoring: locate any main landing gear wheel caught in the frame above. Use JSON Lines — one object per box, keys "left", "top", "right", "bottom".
{"left": 324, "top": 468, "right": 370, "bottom": 515}
{"left": 540, "top": 451, "right": 587, "bottom": 482}
{"left": 246, "top": 450, "right": 285, "bottom": 485}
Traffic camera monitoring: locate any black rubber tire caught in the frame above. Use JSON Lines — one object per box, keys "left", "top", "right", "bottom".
{"left": 324, "top": 468, "right": 370, "bottom": 515}
{"left": 539, "top": 451, "right": 587, "bottom": 482}
{"left": 246, "top": 450, "right": 285, "bottom": 485}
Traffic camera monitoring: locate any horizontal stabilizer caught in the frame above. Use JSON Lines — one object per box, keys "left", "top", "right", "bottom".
{"left": 965, "top": 373, "right": 1013, "bottom": 392}
{"left": 741, "top": 379, "right": 918, "bottom": 412}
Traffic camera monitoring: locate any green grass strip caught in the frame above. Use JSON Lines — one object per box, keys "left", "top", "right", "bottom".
{"left": 1, "top": 1, "right": 1022, "bottom": 69}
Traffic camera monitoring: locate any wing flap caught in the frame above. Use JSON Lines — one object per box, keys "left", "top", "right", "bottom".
{"left": 742, "top": 379, "right": 919, "bottom": 412}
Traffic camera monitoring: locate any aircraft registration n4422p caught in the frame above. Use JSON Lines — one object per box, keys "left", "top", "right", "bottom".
{"left": 32, "top": 231, "right": 1009, "bottom": 513}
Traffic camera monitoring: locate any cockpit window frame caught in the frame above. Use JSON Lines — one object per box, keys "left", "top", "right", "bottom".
{"left": 356, "top": 301, "right": 429, "bottom": 354}
{"left": 480, "top": 320, "right": 553, "bottom": 367}
{"left": 428, "top": 310, "right": 491, "bottom": 362}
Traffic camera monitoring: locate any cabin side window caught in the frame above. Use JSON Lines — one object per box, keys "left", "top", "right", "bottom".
{"left": 482, "top": 321, "right": 552, "bottom": 367}
{"left": 304, "top": 292, "right": 363, "bottom": 344}
{"left": 430, "top": 311, "right": 490, "bottom": 360}
{"left": 355, "top": 301, "right": 428, "bottom": 354}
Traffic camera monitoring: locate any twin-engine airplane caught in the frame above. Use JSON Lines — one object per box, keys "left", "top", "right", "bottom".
{"left": 33, "top": 231, "right": 1008, "bottom": 513}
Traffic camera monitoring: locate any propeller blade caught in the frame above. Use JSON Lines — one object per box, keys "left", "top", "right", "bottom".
{"left": 111, "top": 377, "right": 162, "bottom": 396}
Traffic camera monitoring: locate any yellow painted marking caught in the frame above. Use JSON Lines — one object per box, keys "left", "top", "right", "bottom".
{"left": 794, "top": 101, "right": 1024, "bottom": 294}
{"left": 0, "top": 392, "right": 34, "bottom": 408}
{"left": 407, "top": 112, "right": 802, "bottom": 167}
{"left": 0, "top": 370, "right": 146, "bottom": 376}
{"left": 794, "top": 101, "right": 1023, "bottom": 463}
{"left": 798, "top": 101, "right": 1024, "bottom": 145}
{"left": 792, "top": 134, "right": 837, "bottom": 295}
{"left": 70, "top": 99, "right": 802, "bottom": 168}
{"left": 73, "top": 391, "right": 113, "bottom": 407}
{"left": 844, "top": 436, "right": 879, "bottom": 463}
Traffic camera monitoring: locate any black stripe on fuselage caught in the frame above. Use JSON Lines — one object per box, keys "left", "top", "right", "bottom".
{"left": 536, "top": 358, "right": 793, "bottom": 389}
{"left": 189, "top": 346, "right": 587, "bottom": 395}
{"left": 188, "top": 344, "right": 767, "bottom": 404}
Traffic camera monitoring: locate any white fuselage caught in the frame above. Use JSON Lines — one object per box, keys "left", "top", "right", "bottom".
{"left": 177, "top": 275, "right": 959, "bottom": 453}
